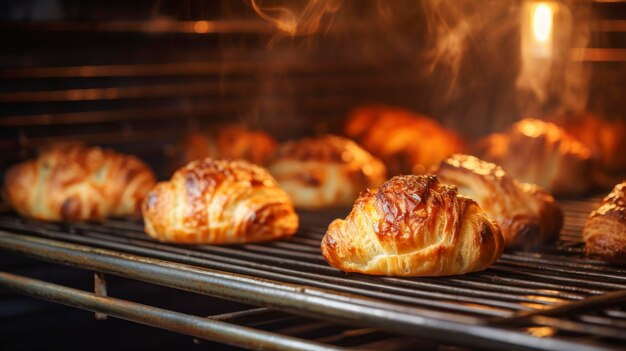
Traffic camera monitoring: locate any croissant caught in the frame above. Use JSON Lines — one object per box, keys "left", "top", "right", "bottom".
{"left": 474, "top": 118, "right": 593, "bottom": 195}
{"left": 267, "top": 135, "right": 386, "bottom": 209}
{"left": 143, "top": 158, "right": 298, "bottom": 244}
{"left": 583, "top": 182, "right": 626, "bottom": 264}
{"left": 345, "top": 105, "right": 464, "bottom": 175}
{"left": 321, "top": 175, "right": 504, "bottom": 276}
{"left": 170, "top": 125, "right": 277, "bottom": 173}
{"left": 435, "top": 154, "right": 563, "bottom": 248}
{"left": 3, "top": 143, "right": 156, "bottom": 222}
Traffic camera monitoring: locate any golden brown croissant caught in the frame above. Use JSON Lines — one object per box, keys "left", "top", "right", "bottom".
{"left": 171, "top": 125, "right": 277, "bottom": 172}
{"left": 267, "top": 135, "right": 386, "bottom": 209}
{"left": 3, "top": 143, "right": 156, "bottom": 222}
{"left": 321, "top": 175, "right": 504, "bottom": 276}
{"left": 435, "top": 154, "right": 563, "bottom": 248}
{"left": 474, "top": 118, "right": 593, "bottom": 195}
{"left": 583, "top": 182, "right": 626, "bottom": 264}
{"left": 143, "top": 158, "right": 298, "bottom": 244}
{"left": 345, "top": 105, "right": 465, "bottom": 175}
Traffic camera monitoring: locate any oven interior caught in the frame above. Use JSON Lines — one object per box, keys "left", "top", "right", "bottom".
{"left": 1, "top": 1, "right": 626, "bottom": 350}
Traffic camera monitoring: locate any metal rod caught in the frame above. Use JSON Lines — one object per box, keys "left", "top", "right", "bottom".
{"left": 0, "top": 231, "right": 613, "bottom": 351}
{"left": 0, "top": 271, "right": 337, "bottom": 351}
{"left": 94, "top": 272, "right": 108, "bottom": 320}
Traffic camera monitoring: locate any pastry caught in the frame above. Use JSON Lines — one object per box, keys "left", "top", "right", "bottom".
{"left": 172, "top": 125, "right": 277, "bottom": 171}
{"left": 474, "top": 118, "right": 593, "bottom": 195}
{"left": 583, "top": 182, "right": 626, "bottom": 264}
{"left": 267, "top": 135, "right": 386, "bottom": 209}
{"left": 143, "top": 158, "right": 298, "bottom": 244}
{"left": 345, "top": 105, "right": 464, "bottom": 175}
{"left": 435, "top": 154, "right": 563, "bottom": 248}
{"left": 321, "top": 175, "right": 504, "bottom": 276}
{"left": 3, "top": 143, "right": 156, "bottom": 222}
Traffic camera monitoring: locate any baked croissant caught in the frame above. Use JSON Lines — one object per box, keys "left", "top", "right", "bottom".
{"left": 435, "top": 154, "right": 563, "bottom": 248}
{"left": 3, "top": 143, "right": 156, "bottom": 222}
{"left": 474, "top": 118, "right": 593, "bottom": 195}
{"left": 171, "top": 125, "right": 277, "bottom": 173}
{"left": 321, "top": 175, "right": 504, "bottom": 276}
{"left": 143, "top": 158, "right": 298, "bottom": 244}
{"left": 267, "top": 135, "right": 386, "bottom": 209}
{"left": 583, "top": 182, "right": 626, "bottom": 264}
{"left": 345, "top": 105, "right": 464, "bottom": 175}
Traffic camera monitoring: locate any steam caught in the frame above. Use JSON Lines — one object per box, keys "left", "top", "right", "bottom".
{"left": 250, "top": 0, "right": 342, "bottom": 37}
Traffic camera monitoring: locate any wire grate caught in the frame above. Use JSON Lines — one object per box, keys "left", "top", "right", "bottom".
{"left": 0, "top": 196, "right": 625, "bottom": 351}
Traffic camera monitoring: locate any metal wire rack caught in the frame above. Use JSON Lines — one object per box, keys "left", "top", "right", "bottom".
{"left": 0, "top": 196, "right": 625, "bottom": 351}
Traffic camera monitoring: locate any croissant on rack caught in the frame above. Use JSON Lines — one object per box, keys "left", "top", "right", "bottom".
{"left": 170, "top": 125, "right": 277, "bottom": 172}
{"left": 435, "top": 154, "right": 563, "bottom": 248}
{"left": 143, "top": 158, "right": 298, "bottom": 244}
{"left": 3, "top": 143, "right": 156, "bottom": 222}
{"left": 267, "top": 135, "right": 386, "bottom": 209}
{"left": 474, "top": 118, "right": 593, "bottom": 195}
{"left": 321, "top": 175, "right": 504, "bottom": 276}
{"left": 345, "top": 105, "right": 464, "bottom": 175}
{"left": 583, "top": 181, "right": 626, "bottom": 264}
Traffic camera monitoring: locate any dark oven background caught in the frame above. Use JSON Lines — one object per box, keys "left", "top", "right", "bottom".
{"left": 2, "top": 0, "right": 625, "bottom": 180}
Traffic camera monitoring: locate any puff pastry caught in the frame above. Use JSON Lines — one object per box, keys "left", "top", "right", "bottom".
{"left": 345, "top": 105, "right": 464, "bottom": 175}
{"left": 143, "top": 158, "right": 298, "bottom": 244}
{"left": 583, "top": 182, "right": 626, "bottom": 264}
{"left": 172, "top": 125, "right": 277, "bottom": 171}
{"left": 435, "top": 154, "right": 563, "bottom": 248}
{"left": 3, "top": 143, "right": 156, "bottom": 222}
{"left": 321, "top": 175, "right": 504, "bottom": 276}
{"left": 267, "top": 135, "right": 386, "bottom": 209}
{"left": 475, "top": 118, "right": 593, "bottom": 195}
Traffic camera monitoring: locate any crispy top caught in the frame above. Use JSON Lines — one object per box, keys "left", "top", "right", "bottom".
{"left": 590, "top": 181, "right": 626, "bottom": 220}
{"left": 512, "top": 118, "right": 591, "bottom": 158}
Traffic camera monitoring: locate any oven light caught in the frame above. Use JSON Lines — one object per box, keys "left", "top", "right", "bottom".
{"left": 532, "top": 4, "right": 553, "bottom": 43}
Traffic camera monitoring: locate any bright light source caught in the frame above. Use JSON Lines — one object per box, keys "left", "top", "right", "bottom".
{"left": 532, "top": 3, "right": 553, "bottom": 43}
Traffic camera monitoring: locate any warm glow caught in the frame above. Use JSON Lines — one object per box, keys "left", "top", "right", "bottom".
{"left": 193, "top": 21, "right": 210, "bottom": 34}
{"left": 532, "top": 4, "right": 553, "bottom": 43}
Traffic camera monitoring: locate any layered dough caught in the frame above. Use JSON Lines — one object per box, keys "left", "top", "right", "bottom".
{"left": 435, "top": 154, "right": 563, "bottom": 248}
{"left": 267, "top": 135, "right": 386, "bottom": 209}
{"left": 475, "top": 118, "right": 593, "bottom": 195}
{"left": 143, "top": 158, "right": 298, "bottom": 244}
{"left": 321, "top": 175, "right": 503, "bottom": 276}
{"left": 345, "top": 105, "right": 464, "bottom": 175}
{"left": 583, "top": 182, "right": 626, "bottom": 264}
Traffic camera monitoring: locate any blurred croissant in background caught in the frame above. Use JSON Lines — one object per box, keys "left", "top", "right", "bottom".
{"left": 345, "top": 105, "right": 465, "bottom": 176}
{"left": 3, "top": 143, "right": 156, "bottom": 222}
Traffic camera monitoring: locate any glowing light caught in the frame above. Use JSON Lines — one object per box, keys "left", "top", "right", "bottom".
{"left": 532, "top": 4, "right": 553, "bottom": 43}
{"left": 193, "top": 21, "right": 210, "bottom": 34}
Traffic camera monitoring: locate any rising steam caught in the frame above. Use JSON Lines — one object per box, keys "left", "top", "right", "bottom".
{"left": 250, "top": 0, "right": 342, "bottom": 36}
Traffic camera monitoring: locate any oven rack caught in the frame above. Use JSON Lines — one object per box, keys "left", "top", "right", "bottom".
{"left": 0, "top": 197, "right": 625, "bottom": 351}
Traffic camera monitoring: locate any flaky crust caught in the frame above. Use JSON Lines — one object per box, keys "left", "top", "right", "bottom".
{"left": 174, "top": 125, "right": 277, "bottom": 171}
{"left": 435, "top": 154, "right": 563, "bottom": 248}
{"left": 267, "top": 135, "right": 386, "bottom": 209}
{"left": 475, "top": 118, "right": 593, "bottom": 195}
{"left": 3, "top": 143, "right": 156, "bottom": 222}
{"left": 583, "top": 182, "right": 626, "bottom": 264}
{"left": 321, "top": 175, "right": 503, "bottom": 276}
{"left": 345, "top": 105, "right": 464, "bottom": 175}
{"left": 142, "top": 158, "right": 298, "bottom": 244}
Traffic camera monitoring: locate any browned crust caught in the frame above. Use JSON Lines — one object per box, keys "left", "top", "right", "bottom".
{"left": 321, "top": 175, "right": 504, "bottom": 276}
{"left": 270, "top": 135, "right": 371, "bottom": 163}
{"left": 142, "top": 158, "right": 298, "bottom": 244}
{"left": 435, "top": 154, "right": 563, "bottom": 248}
{"left": 584, "top": 182, "right": 626, "bottom": 264}
{"left": 3, "top": 143, "right": 156, "bottom": 222}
